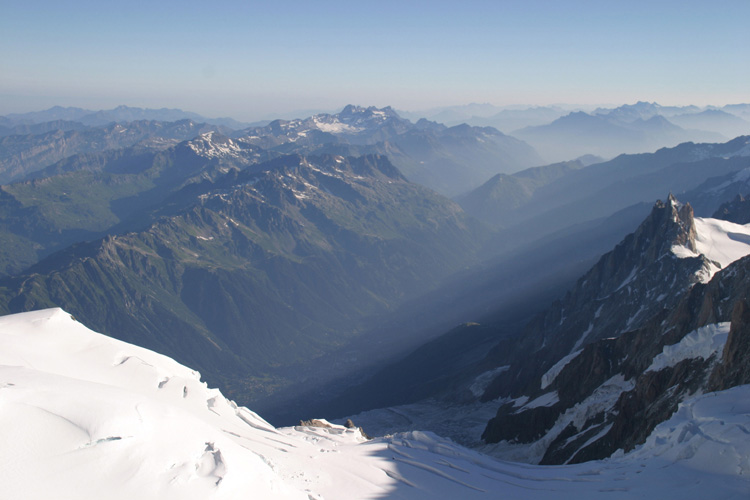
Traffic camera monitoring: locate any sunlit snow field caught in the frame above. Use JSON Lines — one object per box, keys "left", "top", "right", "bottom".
{"left": 0, "top": 309, "right": 747, "bottom": 499}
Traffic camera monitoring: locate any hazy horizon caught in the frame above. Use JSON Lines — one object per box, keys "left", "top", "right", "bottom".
{"left": 2, "top": 0, "right": 748, "bottom": 122}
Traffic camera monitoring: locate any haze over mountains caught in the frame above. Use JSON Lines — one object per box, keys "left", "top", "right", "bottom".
{"left": 403, "top": 101, "right": 750, "bottom": 163}
{"left": 1, "top": 102, "right": 750, "bottom": 498}
{"left": 0, "top": 104, "right": 254, "bottom": 130}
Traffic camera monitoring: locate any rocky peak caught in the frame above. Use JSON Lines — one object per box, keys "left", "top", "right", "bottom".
{"left": 185, "top": 131, "right": 237, "bottom": 156}
{"left": 339, "top": 104, "right": 365, "bottom": 116}
{"left": 639, "top": 193, "right": 697, "bottom": 259}
{"left": 182, "top": 133, "right": 262, "bottom": 165}
{"left": 414, "top": 118, "right": 446, "bottom": 132}
{"left": 338, "top": 104, "right": 399, "bottom": 121}
{"left": 479, "top": 195, "right": 711, "bottom": 408}
{"left": 481, "top": 248, "right": 750, "bottom": 467}
{"left": 712, "top": 193, "right": 750, "bottom": 224}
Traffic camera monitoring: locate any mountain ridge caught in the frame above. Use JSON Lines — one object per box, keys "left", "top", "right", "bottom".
{"left": 0, "top": 153, "right": 484, "bottom": 405}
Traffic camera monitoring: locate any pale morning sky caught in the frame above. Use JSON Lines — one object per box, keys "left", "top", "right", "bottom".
{"left": 1, "top": 0, "right": 748, "bottom": 120}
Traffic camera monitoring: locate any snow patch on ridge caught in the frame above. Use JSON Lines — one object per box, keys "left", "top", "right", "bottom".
{"left": 646, "top": 322, "right": 730, "bottom": 373}
{"left": 541, "top": 350, "right": 583, "bottom": 390}
{"left": 188, "top": 133, "right": 243, "bottom": 159}
{"left": 470, "top": 366, "right": 509, "bottom": 397}
{"left": 517, "top": 391, "right": 559, "bottom": 411}
{"left": 485, "top": 374, "right": 636, "bottom": 464}
{"left": 707, "top": 167, "right": 750, "bottom": 193}
{"left": 312, "top": 116, "right": 362, "bottom": 134}
{"left": 671, "top": 217, "right": 750, "bottom": 282}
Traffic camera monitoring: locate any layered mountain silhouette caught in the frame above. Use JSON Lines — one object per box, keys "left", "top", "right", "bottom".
{"left": 1, "top": 105, "right": 543, "bottom": 197}
{"left": 235, "top": 105, "right": 542, "bottom": 196}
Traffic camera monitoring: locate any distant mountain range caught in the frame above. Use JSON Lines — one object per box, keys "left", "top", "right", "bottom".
{"left": 233, "top": 105, "right": 542, "bottom": 196}
{"left": 0, "top": 120, "right": 240, "bottom": 185}
{"left": 398, "top": 103, "right": 571, "bottom": 131}
{"left": 6, "top": 102, "right": 749, "bottom": 187}
{"left": 0, "top": 105, "right": 543, "bottom": 197}
{"left": 513, "top": 110, "right": 724, "bottom": 162}
{"left": 456, "top": 136, "right": 750, "bottom": 261}
{"left": 0, "top": 105, "right": 253, "bottom": 129}
{"left": 401, "top": 101, "right": 750, "bottom": 140}
{"left": 402, "top": 101, "right": 750, "bottom": 164}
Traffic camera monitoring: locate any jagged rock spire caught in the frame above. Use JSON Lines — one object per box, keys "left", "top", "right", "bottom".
{"left": 667, "top": 193, "right": 697, "bottom": 252}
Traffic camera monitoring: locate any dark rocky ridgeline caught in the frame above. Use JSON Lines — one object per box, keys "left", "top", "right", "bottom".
{"left": 712, "top": 193, "right": 750, "bottom": 224}
{"left": 541, "top": 256, "right": 750, "bottom": 464}
{"left": 708, "top": 298, "right": 750, "bottom": 391}
{"left": 480, "top": 194, "right": 712, "bottom": 402}
{"left": 480, "top": 195, "right": 750, "bottom": 464}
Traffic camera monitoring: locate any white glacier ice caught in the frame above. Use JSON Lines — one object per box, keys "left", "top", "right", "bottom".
{"left": 672, "top": 217, "right": 750, "bottom": 282}
{"left": 0, "top": 308, "right": 748, "bottom": 499}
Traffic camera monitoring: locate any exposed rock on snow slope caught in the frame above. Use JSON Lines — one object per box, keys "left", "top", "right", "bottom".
{"left": 1, "top": 308, "right": 748, "bottom": 499}
{"left": 480, "top": 195, "right": 750, "bottom": 465}
{"left": 481, "top": 195, "right": 722, "bottom": 405}
{"left": 672, "top": 217, "right": 750, "bottom": 282}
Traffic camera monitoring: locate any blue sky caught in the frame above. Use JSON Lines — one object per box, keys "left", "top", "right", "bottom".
{"left": 2, "top": 0, "right": 748, "bottom": 120}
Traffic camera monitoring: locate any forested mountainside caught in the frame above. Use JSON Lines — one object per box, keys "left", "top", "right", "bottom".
{"left": 0, "top": 153, "right": 483, "bottom": 402}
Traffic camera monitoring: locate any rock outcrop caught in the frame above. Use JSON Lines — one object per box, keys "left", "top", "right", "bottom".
{"left": 480, "top": 195, "right": 750, "bottom": 464}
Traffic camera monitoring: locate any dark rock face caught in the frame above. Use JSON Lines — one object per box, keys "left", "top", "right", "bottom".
{"left": 709, "top": 299, "right": 750, "bottom": 390}
{"left": 481, "top": 195, "right": 710, "bottom": 404}
{"left": 482, "top": 404, "right": 563, "bottom": 444}
{"left": 480, "top": 195, "right": 750, "bottom": 464}
{"left": 493, "top": 254, "right": 750, "bottom": 464}
{"left": 565, "top": 357, "right": 711, "bottom": 464}
{"left": 712, "top": 193, "right": 750, "bottom": 224}
{"left": 299, "top": 419, "right": 333, "bottom": 428}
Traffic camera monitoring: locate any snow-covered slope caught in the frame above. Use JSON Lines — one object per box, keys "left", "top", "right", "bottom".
{"left": 672, "top": 216, "right": 750, "bottom": 281}
{"left": 1, "top": 309, "right": 748, "bottom": 499}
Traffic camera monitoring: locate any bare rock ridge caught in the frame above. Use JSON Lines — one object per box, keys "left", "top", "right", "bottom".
{"left": 713, "top": 193, "right": 750, "bottom": 224}
{"left": 480, "top": 195, "right": 750, "bottom": 464}
{"left": 480, "top": 195, "right": 710, "bottom": 403}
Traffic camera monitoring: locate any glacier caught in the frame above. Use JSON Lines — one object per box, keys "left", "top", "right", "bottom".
{"left": 0, "top": 308, "right": 748, "bottom": 499}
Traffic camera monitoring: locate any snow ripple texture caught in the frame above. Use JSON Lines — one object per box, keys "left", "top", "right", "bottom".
{"left": 0, "top": 308, "right": 748, "bottom": 499}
